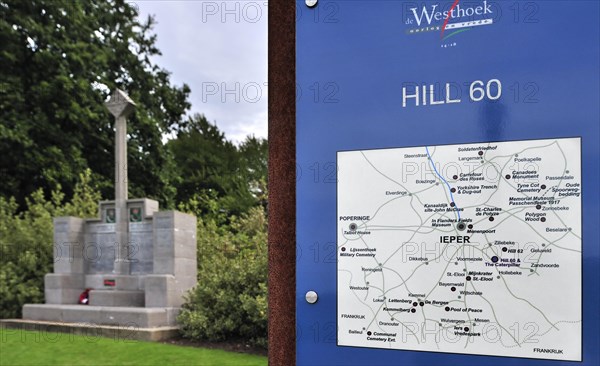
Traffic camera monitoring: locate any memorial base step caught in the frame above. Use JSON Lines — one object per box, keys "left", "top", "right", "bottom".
{"left": 22, "top": 304, "right": 179, "bottom": 328}
{"left": 0, "top": 319, "right": 179, "bottom": 342}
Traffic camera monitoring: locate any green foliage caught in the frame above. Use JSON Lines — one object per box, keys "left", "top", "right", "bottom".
{"left": 0, "top": 0, "right": 190, "bottom": 209}
{"left": 238, "top": 136, "right": 268, "bottom": 210}
{"left": 0, "top": 170, "right": 100, "bottom": 318}
{"left": 61, "top": 169, "right": 102, "bottom": 217}
{"left": 169, "top": 115, "right": 268, "bottom": 217}
{"left": 177, "top": 203, "right": 268, "bottom": 348}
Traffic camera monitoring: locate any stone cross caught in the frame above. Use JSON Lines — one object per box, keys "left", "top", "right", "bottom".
{"left": 105, "top": 89, "right": 136, "bottom": 275}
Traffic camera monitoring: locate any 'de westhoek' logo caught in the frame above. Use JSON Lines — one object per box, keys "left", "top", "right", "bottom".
{"left": 405, "top": 0, "right": 495, "bottom": 43}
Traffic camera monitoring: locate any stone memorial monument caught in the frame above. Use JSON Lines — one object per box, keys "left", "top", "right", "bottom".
{"left": 20, "top": 89, "right": 197, "bottom": 340}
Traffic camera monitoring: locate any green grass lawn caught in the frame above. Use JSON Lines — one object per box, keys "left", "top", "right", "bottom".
{"left": 0, "top": 327, "right": 267, "bottom": 366}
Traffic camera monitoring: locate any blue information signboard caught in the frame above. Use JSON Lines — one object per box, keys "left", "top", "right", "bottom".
{"left": 296, "top": 1, "right": 599, "bottom": 365}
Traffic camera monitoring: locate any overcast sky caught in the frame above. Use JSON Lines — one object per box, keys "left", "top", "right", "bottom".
{"left": 136, "top": 1, "right": 268, "bottom": 144}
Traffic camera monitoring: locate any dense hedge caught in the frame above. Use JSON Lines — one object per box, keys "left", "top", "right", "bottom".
{"left": 177, "top": 197, "right": 268, "bottom": 348}
{"left": 0, "top": 170, "right": 100, "bottom": 318}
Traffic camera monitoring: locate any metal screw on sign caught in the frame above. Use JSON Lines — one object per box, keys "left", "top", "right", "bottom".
{"left": 305, "top": 290, "right": 318, "bottom": 304}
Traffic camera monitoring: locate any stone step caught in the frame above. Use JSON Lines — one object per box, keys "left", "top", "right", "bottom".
{"left": 22, "top": 304, "right": 179, "bottom": 328}
{"left": 89, "top": 290, "right": 145, "bottom": 307}
{"left": 0, "top": 319, "right": 179, "bottom": 342}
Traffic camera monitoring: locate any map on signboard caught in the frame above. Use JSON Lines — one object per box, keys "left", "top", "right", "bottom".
{"left": 337, "top": 137, "right": 581, "bottom": 361}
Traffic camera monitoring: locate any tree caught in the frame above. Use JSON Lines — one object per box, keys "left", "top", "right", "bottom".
{"left": 238, "top": 135, "right": 268, "bottom": 209}
{"left": 0, "top": 0, "right": 190, "bottom": 209}
{"left": 168, "top": 114, "right": 268, "bottom": 217}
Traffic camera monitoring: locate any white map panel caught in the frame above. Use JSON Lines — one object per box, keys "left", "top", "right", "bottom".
{"left": 337, "top": 138, "right": 582, "bottom": 361}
